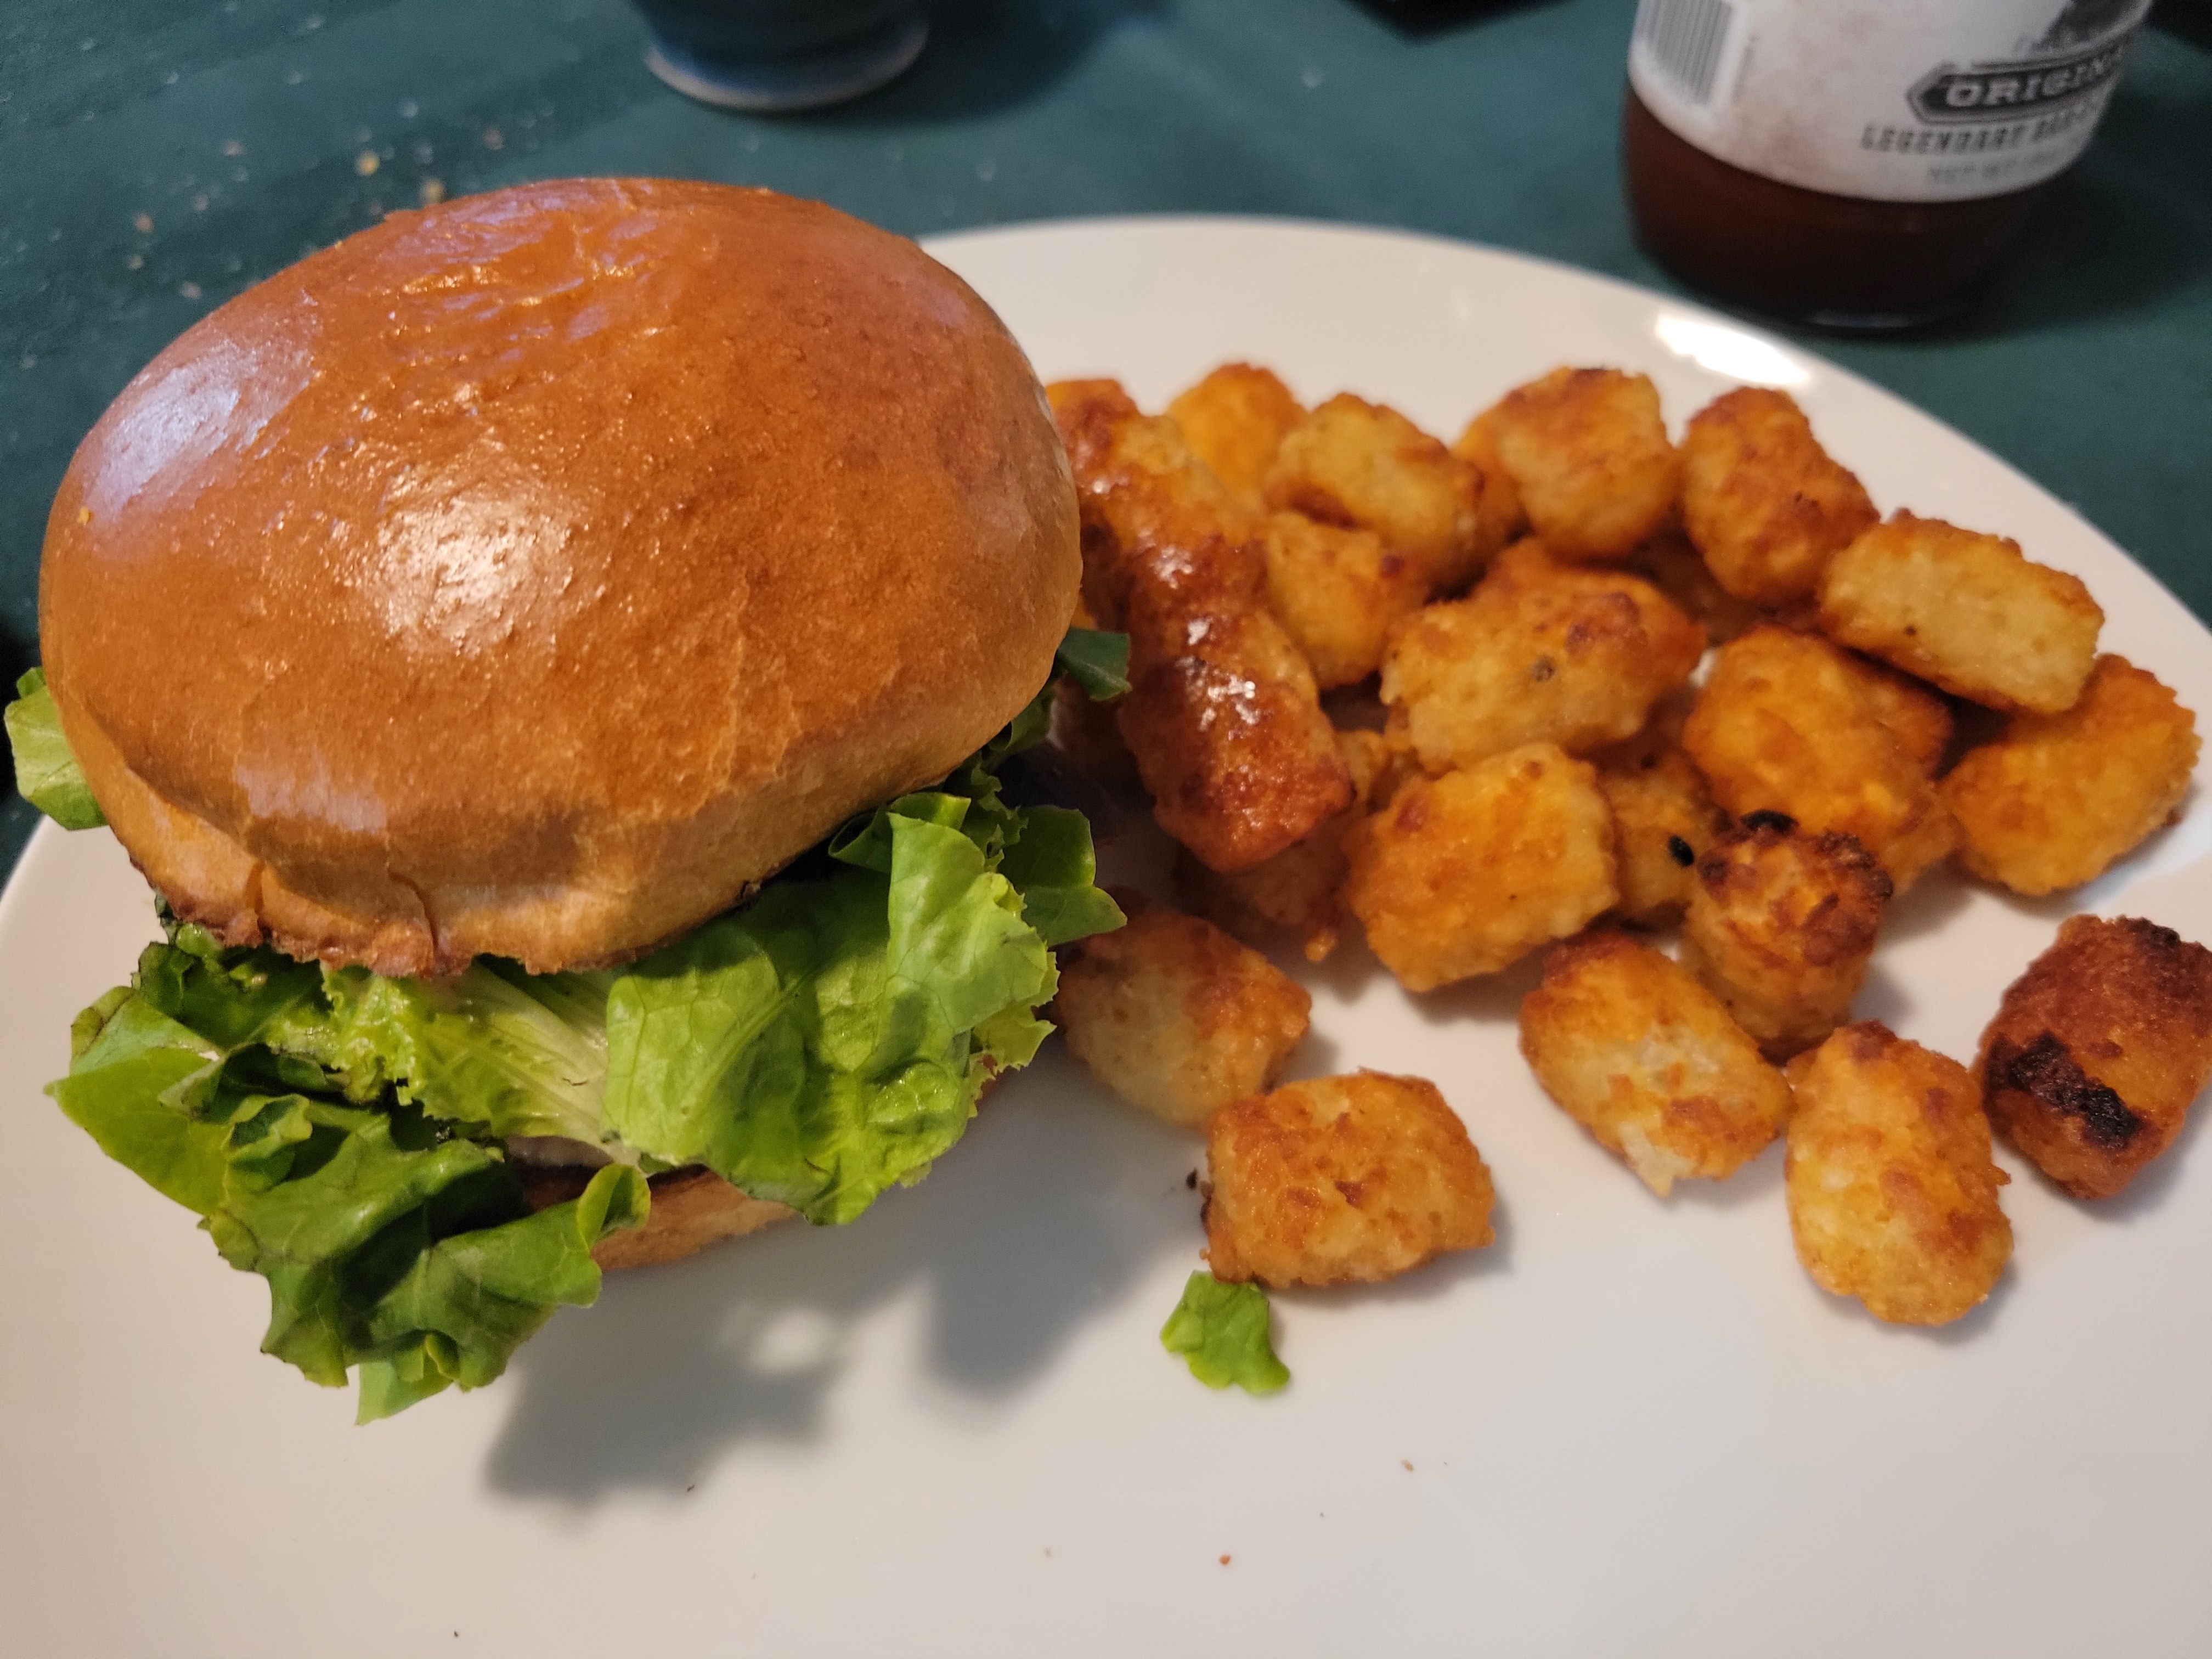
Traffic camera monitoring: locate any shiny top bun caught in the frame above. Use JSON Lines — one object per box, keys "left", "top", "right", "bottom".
{"left": 40, "top": 180, "right": 1079, "bottom": 976}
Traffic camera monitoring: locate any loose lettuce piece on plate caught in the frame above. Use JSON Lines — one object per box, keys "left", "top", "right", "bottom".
{"left": 4, "top": 667, "right": 105, "bottom": 830}
{"left": 1160, "top": 1271, "right": 1290, "bottom": 1395}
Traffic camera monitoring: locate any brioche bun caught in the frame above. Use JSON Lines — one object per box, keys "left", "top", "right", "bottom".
{"left": 40, "top": 179, "right": 1078, "bottom": 977}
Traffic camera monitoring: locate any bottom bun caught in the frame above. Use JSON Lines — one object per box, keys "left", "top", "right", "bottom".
{"left": 520, "top": 1165, "right": 795, "bottom": 1270}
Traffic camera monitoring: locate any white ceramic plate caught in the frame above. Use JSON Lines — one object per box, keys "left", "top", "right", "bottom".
{"left": 3, "top": 219, "right": 2207, "bottom": 1658}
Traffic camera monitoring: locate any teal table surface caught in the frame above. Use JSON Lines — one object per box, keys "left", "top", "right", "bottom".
{"left": 3, "top": 0, "right": 2208, "bottom": 876}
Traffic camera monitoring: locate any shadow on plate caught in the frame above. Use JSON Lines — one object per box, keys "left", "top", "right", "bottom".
{"left": 1406, "top": 951, "right": 1545, "bottom": 1029}
{"left": 1852, "top": 958, "right": 1916, "bottom": 1033}
{"left": 483, "top": 1050, "right": 1199, "bottom": 1503}
{"left": 1878, "top": 868, "right": 1976, "bottom": 948}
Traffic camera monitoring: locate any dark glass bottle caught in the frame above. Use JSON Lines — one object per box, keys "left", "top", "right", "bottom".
{"left": 1622, "top": 0, "right": 2150, "bottom": 329}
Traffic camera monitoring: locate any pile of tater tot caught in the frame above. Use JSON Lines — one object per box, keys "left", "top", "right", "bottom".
{"left": 1047, "top": 358, "right": 2212, "bottom": 1334}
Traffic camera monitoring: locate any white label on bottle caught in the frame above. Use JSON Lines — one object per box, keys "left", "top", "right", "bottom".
{"left": 1628, "top": 0, "right": 2152, "bottom": 202}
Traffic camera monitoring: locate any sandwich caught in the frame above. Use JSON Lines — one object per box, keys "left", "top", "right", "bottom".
{"left": 5, "top": 178, "right": 1125, "bottom": 1420}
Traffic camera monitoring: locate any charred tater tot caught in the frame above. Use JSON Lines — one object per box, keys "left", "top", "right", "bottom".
{"left": 1487, "top": 366, "right": 1678, "bottom": 560}
{"left": 1167, "top": 362, "right": 1306, "bottom": 509}
{"left": 1942, "top": 654, "right": 2199, "bottom": 896}
{"left": 1051, "top": 379, "right": 1353, "bottom": 871}
{"left": 1818, "top": 511, "right": 2103, "bottom": 714}
{"left": 1449, "top": 403, "right": 1530, "bottom": 558}
{"left": 1682, "top": 625, "right": 1960, "bottom": 889}
{"left": 1261, "top": 511, "right": 1427, "bottom": 689}
{"left": 1263, "top": 393, "right": 1489, "bottom": 593}
{"left": 1624, "top": 529, "right": 1764, "bottom": 645}
{"left": 1678, "top": 386, "right": 1879, "bottom": 607}
{"left": 1976, "top": 916, "right": 2212, "bottom": 1199}
{"left": 1681, "top": 815, "right": 1891, "bottom": 1059}
{"left": 1521, "top": 932, "right": 1791, "bottom": 1195}
{"left": 1344, "top": 743, "right": 1618, "bottom": 991}
{"left": 1785, "top": 1023, "right": 2012, "bottom": 1327}
{"left": 1599, "top": 748, "right": 1727, "bottom": 926}
{"left": 1056, "top": 894, "right": 1312, "bottom": 1132}
{"left": 1381, "top": 554, "right": 1706, "bottom": 773}
{"left": 1205, "top": 1071, "right": 1496, "bottom": 1287}
{"left": 1176, "top": 729, "right": 1402, "bottom": 963}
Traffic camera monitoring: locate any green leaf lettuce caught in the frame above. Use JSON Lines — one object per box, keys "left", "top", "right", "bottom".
{"left": 5, "top": 668, "right": 105, "bottom": 830}
{"left": 1160, "top": 1271, "right": 1290, "bottom": 1395}
{"left": 603, "top": 809, "right": 1063, "bottom": 1223}
{"left": 1053, "top": 628, "right": 1132, "bottom": 703}
{"left": 51, "top": 940, "right": 646, "bottom": 1421}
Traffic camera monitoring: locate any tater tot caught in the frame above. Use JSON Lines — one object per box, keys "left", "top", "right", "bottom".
{"left": 1520, "top": 932, "right": 1791, "bottom": 1195}
{"left": 1115, "top": 611, "right": 1355, "bottom": 872}
{"left": 1976, "top": 915, "right": 2212, "bottom": 1199}
{"left": 1785, "top": 1023, "right": 2012, "bottom": 1327}
{"left": 1599, "top": 748, "right": 1727, "bottom": 925}
{"left": 1588, "top": 683, "right": 1695, "bottom": 774}
{"left": 1818, "top": 511, "right": 2103, "bottom": 714}
{"left": 1048, "top": 377, "right": 1235, "bottom": 629}
{"left": 1683, "top": 625, "right": 1960, "bottom": 889}
{"left": 1055, "top": 894, "right": 1312, "bottom": 1132}
{"left": 1449, "top": 403, "right": 1530, "bottom": 558}
{"left": 1680, "top": 815, "right": 1891, "bottom": 1059}
{"left": 1624, "top": 529, "right": 1765, "bottom": 645}
{"left": 1487, "top": 366, "right": 1678, "bottom": 561}
{"left": 1261, "top": 510, "right": 1427, "bottom": 688}
{"left": 1845, "top": 651, "right": 1955, "bottom": 777}
{"left": 1264, "top": 393, "right": 1489, "bottom": 593}
{"left": 1176, "top": 833, "right": 1348, "bottom": 966}
{"left": 1051, "top": 379, "right": 1355, "bottom": 872}
{"left": 1381, "top": 554, "right": 1706, "bottom": 772}
{"left": 1167, "top": 363, "right": 1306, "bottom": 509}
{"left": 1679, "top": 386, "right": 1879, "bottom": 607}
{"left": 1205, "top": 1071, "right": 1496, "bottom": 1287}
{"left": 1942, "top": 654, "right": 2199, "bottom": 896}
{"left": 1482, "top": 529, "right": 1568, "bottom": 589}
{"left": 1177, "top": 730, "right": 1400, "bottom": 963}
{"left": 1344, "top": 743, "right": 1619, "bottom": 991}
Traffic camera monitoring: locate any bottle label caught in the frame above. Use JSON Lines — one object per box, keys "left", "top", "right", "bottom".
{"left": 1628, "top": 0, "right": 2151, "bottom": 202}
